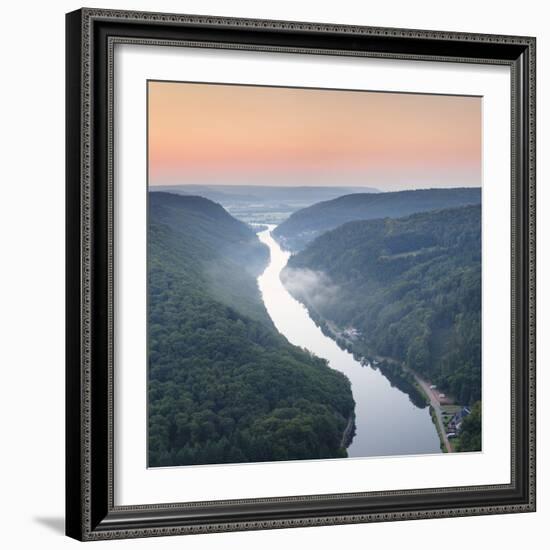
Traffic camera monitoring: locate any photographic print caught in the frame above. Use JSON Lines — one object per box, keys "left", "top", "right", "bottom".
{"left": 147, "top": 81, "right": 482, "bottom": 468}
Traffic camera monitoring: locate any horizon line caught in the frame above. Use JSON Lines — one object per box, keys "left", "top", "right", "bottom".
{"left": 148, "top": 185, "right": 482, "bottom": 191}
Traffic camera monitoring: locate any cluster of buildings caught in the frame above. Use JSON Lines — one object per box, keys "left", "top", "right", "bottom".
{"left": 446, "top": 407, "right": 471, "bottom": 439}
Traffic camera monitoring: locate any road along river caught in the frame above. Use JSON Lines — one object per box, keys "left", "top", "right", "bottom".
{"left": 257, "top": 226, "right": 441, "bottom": 458}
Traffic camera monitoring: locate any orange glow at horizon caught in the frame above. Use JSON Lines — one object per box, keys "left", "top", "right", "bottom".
{"left": 148, "top": 81, "right": 481, "bottom": 189}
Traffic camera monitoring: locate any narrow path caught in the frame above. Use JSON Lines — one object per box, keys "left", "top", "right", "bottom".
{"left": 340, "top": 415, "right": 355, "bottom": 448}
{"left": 413, "top": 376, "right": 452, "bottom": 453}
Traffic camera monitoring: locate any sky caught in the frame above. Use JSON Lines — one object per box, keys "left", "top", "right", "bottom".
{"left": 148, "top": 81, "right": 481, "bottom": 191}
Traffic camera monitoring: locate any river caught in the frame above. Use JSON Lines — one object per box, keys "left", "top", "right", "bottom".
{"left": 257, "top": 226, "right": 441, "bottom": 458}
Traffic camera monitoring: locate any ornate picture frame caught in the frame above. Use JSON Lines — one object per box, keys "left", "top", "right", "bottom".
{"left": 66, "top": 8, "right": 536, "bottom": 541}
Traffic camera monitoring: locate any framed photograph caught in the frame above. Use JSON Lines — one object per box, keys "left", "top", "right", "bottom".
{"left": 66, "top": 8, "right": 536, "bottom": 541}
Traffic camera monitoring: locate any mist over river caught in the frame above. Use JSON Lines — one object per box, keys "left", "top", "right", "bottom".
{"left": 257, "top": 226, "right": 441, "bottom": 458}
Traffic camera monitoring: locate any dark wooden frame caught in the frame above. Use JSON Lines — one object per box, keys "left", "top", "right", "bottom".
{"left": 66, "top": 7, "right": 536, "bottom": 541}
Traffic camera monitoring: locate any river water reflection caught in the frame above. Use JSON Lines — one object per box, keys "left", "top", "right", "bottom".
{"left": 257, "top": 226, "right": 441, "bottom": 458}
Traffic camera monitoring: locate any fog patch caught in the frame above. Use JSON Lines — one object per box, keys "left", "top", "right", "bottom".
{"left": 281, "top": 267, "right": 340, "bottom": 311}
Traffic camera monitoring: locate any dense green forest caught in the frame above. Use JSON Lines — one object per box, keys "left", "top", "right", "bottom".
{"left": 148, "top": 192, "right": 354, "bottom": 467}
{"left": 282, "top": 205, "right": 481, "bottom": 405}
{"left": 273, "top": 187, "right": 481, "bottom": 251}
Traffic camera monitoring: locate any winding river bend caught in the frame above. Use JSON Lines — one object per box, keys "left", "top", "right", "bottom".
{"left": 257, "top": 226, "right": 441, "bottom": 458}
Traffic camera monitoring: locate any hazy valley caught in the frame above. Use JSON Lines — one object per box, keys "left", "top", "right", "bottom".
{"left": 148, "top": 186, "right": 482, "bottom": 465}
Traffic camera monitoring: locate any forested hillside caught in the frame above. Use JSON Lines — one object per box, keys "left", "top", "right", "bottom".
{"left": 281, "top": 205, "right": 481, "bottom": 404}
{"left": 273, "top": 187, "right": 481, "bottom": 251}
{"left": 148, "top": 192, "right": 354, "bottom": 467}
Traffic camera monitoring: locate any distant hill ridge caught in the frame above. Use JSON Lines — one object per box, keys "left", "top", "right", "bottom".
{"left": 150, "top": 191, "right": 247, "bottom": 227}
{"left": 273, "top": 187, "right": 481, "bottom": 251}
{"left": 152, "top": 184, "right": 379, "bottom": 203}
{"left": 149, "top": 191, "right": 268, "bottom": 276}
{"left": 151, "top": 185, "right": 380, "bottom": 226}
